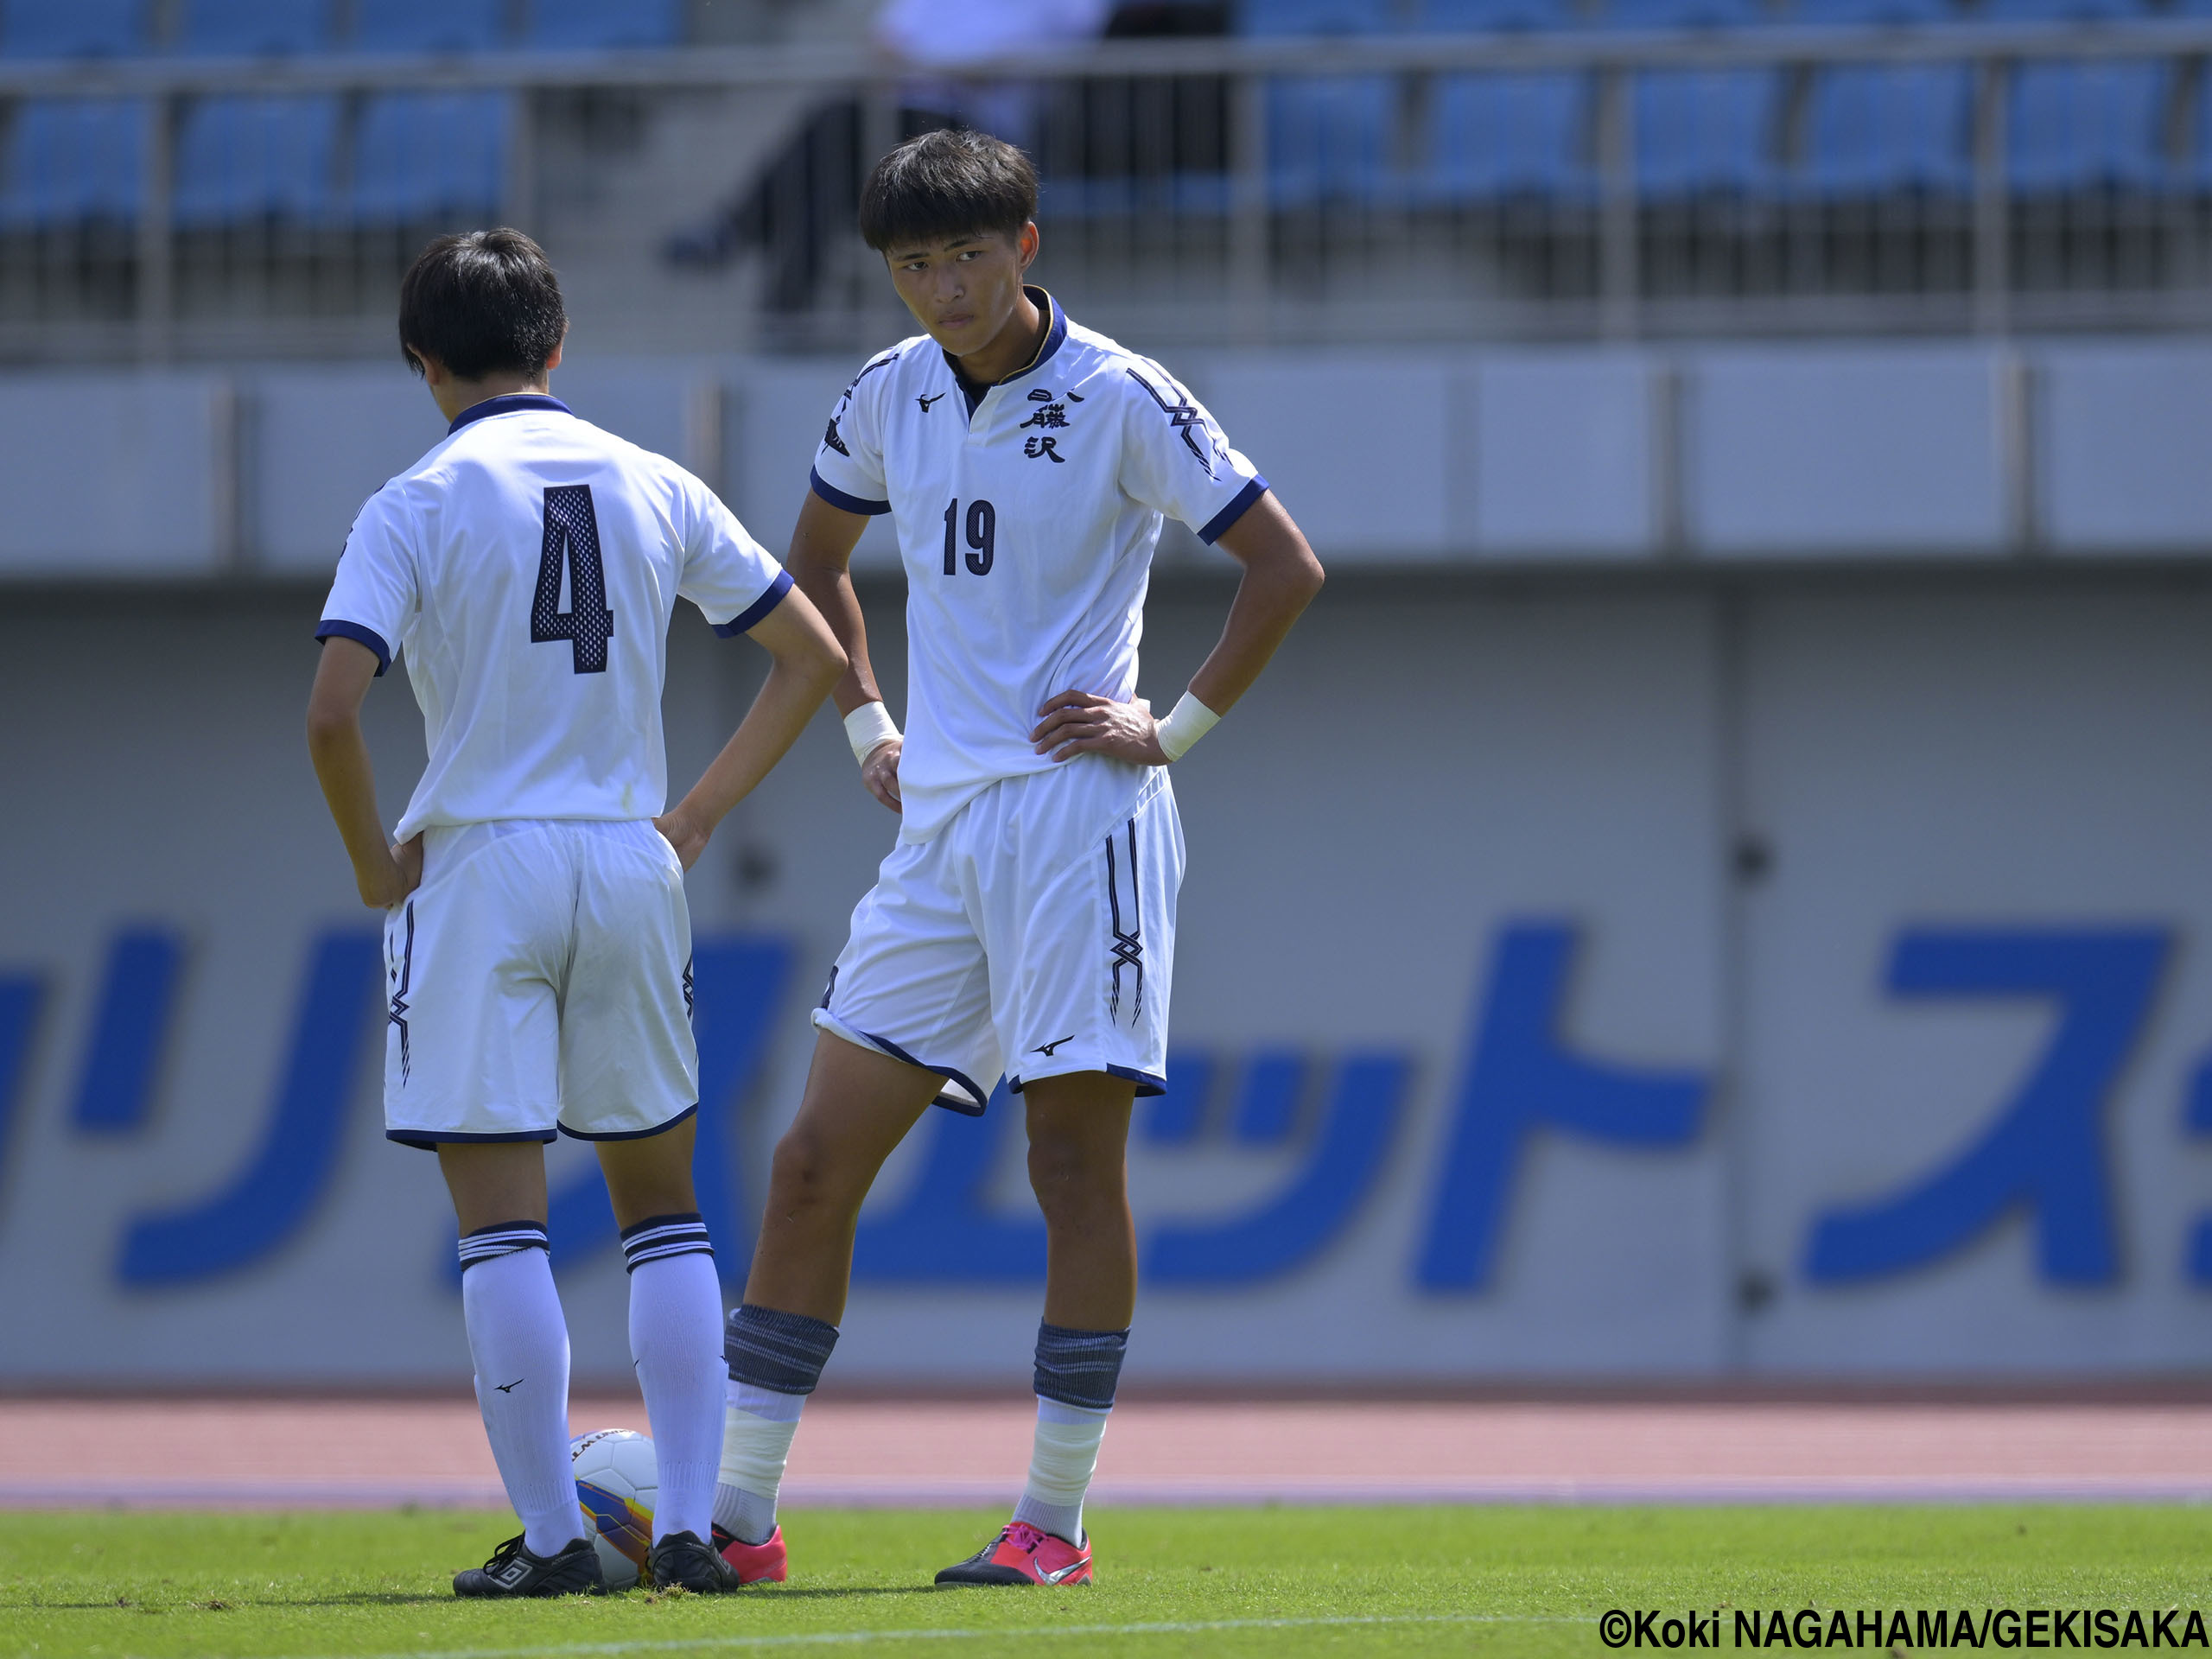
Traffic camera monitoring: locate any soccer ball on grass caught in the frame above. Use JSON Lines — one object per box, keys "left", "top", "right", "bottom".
{"left": 570, "top": 1427, "right": 657, "bottom": 1589}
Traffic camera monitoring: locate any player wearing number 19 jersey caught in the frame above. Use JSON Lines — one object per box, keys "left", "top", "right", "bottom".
{"left": 709, "top": 130, "right": 1326, "bottom": 1588}
{"left": 305, "top": 230, "right": 843, "bottom": 1598}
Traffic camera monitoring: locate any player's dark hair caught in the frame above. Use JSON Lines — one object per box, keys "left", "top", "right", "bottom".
{"left": 858, "top": 127, "right": 1038, "bottom": 254}
{"left": 397, "top": 228, "right": 566, "bottom": 381}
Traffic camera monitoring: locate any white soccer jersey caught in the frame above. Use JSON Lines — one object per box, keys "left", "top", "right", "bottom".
{"left": 318, "top": 393, "right": 791, "bottom": 841}
{"left": 809, "top": 290, "right": 1268, "bottom": 842}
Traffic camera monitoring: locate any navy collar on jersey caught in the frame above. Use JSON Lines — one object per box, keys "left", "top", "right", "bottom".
{"left": 944, "top": 288, "right": 1067, "bottom": 417}
{"left": 447, "top": 392, "right": 572, "bottom": 435}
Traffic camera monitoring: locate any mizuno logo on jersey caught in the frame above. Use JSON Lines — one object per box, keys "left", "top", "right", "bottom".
{"left": 918, "top": 391, "right": 946, "bottom": 412}
{"left": 1127, "top": 367, "right": 1216, "bottom": 477}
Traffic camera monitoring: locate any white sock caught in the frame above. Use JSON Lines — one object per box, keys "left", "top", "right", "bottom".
{"left": 713, "top": 1379, "right": 804, "bottom": 1544}
{"left": 625, "top": 1246, "right": 724, "bottom": 1545}
{"left": 1011, "top": 1397, "right": 1109, "bottom": 1545}
{"left": 461, "top": 1244, "right": 583, "bottom": 1557}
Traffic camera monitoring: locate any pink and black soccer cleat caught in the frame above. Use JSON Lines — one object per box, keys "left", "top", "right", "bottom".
{"left": 711, "top": 1522, "right": 788, "bottom": 1584}
{"left": 934, "top": 1521, "right": 1093, "bottom": 1586}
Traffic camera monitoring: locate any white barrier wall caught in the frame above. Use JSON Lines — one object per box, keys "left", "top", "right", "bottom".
{"left": 5, "top": 571, "right": 2212, "bottom": 1385}
{"left": 3, "top": 338, "right": 2208, "bottom": 581}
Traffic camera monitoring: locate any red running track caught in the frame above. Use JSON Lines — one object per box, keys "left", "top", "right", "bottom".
{"left": 4, "top": 1397, "right": 2211, "bottom": 1507}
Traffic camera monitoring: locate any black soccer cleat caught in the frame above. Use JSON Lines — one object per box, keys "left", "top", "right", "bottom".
{"left": 647, "top": 1529, "right": 747, "bottom": 1593}
{"left": 453, "top": 1534, "right": 607, "bottom": 1598}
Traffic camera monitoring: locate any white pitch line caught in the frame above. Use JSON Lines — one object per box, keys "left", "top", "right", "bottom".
{"left": 302, "top": 1611, "right": 1572, "bottom": 1659}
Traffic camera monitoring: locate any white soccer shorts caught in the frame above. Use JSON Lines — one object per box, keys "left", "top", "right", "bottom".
{"left": 382, "top": 817, "right": 699, "bottom": 1148}
{"left": 814, "top": 758, "right": 1184, "bottom": 1113}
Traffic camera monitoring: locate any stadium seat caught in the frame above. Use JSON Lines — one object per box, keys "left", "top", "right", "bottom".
{"left": 1418, "top": 0, "right": 1594, "bottom": 201}
{"left": 352, "top": 0, "right": 505, "bottom": 52}
{"left": 175, "top": 0, "right": 332, "bottom": 54}
{"left": 169, "top": 3, "right": 339, "bottom": 226}
{"left": 526, "top": 0, "right": 683, "bottom": 48}
{"left": 352, "top": 92, "right": 507, "bottom": 221}
{"left": 0, "top": 5, "right": 147, "bottom": 228}
{"left": 1786, "top": 0, "right": 1974, "bottom": 195}
{"left": 0, "top": 98, "right": 143, "bottom": 226}
{"left": 1243, "top": 0, "right": 1406, "bottom": 205}
{"left": 172, "top": 96, "right": 341, "bottom": 224}
{"left": 0, "top": 0, "right": 144, "bottom": 56}
{"left": 1973, "top": 0, "right": 2166, "bottom": 191}
{"left": 1422, "top": 72, "right": 1596, "bottom": 198}
{"left": 1601, "top": 0, "right": 1784, "bottom": 195}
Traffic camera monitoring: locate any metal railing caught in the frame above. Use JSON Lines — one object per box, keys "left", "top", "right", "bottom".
{"left": 2, "top": 25, "right": 2210, "bottom": 359}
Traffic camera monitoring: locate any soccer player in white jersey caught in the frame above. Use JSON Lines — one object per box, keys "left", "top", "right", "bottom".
{"left": 305, "top": 230, "right": 844, "bottom": 1598}
{"left": 709, "top": 130, "right": 1325, "bottom": 1588}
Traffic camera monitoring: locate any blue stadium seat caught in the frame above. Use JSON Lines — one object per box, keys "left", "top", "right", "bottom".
{"left": 172, "top": 96, "right": 341, "bottom": 223}
{"left": 1243, "top": 0, "right": 1407, "bottom": 29}
{"left": 1266, "top": 77, "right": 1401, "bottom": 203}
{"left": 1632, "top": 68, "right": 1782, "bottom": 194}
{"left": 175, "top": 0, "right": 333, "bottom": 54}
{"left": 1244, "top": 0, "right": 1406, "bottom": 205}
{"left": 353, "top": 92, "right": 507, "bottom": 221}
{"left": 1423, "top": 73, "right": 1595, "bottom": 198}
{"left": 0, "top": 99, "right": 143, "bottom": 225}
{"left": 1974, "top": 0, "right": 2166, "bottom": 190}
{"left": 1423, "top": 0, "right": 1574, "bottom": 24}
{"left": 2008, "top": 58, "right": 2165, "bottom": 190}
{"left": 353, "top": 0, "right": 505, "bottom": 51}
{"left": 526, "top": 0, "right": 683, "bottom": 48}
{"left": 1788, "top": 0, "right": 1973, "bottom": 194}
{"left": 0, "top": 0, "right": 144, "bottom": 56}
{"left": 1602, "top": 0, "right": 1783, "bottom": 195}
{"left": 1419, "top": 0, "right": 1593, "bottom": 201}
{"left": 1797, "top": 62, "right": 1974, "bottom": 192}
{"left": 171, "top": 3, "right": 339, "bottom": 226}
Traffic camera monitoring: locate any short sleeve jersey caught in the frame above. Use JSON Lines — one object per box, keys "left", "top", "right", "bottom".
{"left": 809, "top": 291, "right": 1268, "bottom": 842}
{"left": 317, "top": 393, "right": 791, "bottom": 841}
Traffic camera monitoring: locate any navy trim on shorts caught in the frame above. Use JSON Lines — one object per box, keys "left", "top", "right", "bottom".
{"left": 851, "top": 1026, "right": 992, "bottom": 1117}
{"left": 1198, "top": 475, "right": 1270, "bottom": 545}
{"left": 712, "top": 569, "right": 793, "bottom": 638}
{"left": 387, "top": 1128, "right": 558, "bottom": 1151}
{"left": 559, "top": 1102, "right": 700, "bottom": 1142}
{"left": 1009, "top": 1064, "right": 1168, "bottom": 1098}
{"left": 315, "top": 619, "right": 391, "bottom": 675}
{"left": 810, "top": 467, "right": 892, "bottom": 517}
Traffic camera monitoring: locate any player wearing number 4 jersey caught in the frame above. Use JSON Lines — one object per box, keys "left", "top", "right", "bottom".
{"left": 305, "top": 230, "right": 844, "bottom": 1598}
{"left": 710, "top": 130, "right": 1325, "bottom": 1588}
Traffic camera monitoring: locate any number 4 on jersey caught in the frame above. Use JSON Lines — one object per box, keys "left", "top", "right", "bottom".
{"left": 533, "top": 484, "right": 615, "bottom": 673}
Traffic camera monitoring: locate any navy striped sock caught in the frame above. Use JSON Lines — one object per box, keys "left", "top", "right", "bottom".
{"left": 457, "top": 1219, "right": 550, "bottom": 1274}
{"left": 1033, "top": 1322, "right": 1128, "bottom": 1412}
{"left": 723, "top": 1302, "right": 839, "bottom": 1394}
{"left": 620, "top": 1211, "right": 713, "bottom": 1273}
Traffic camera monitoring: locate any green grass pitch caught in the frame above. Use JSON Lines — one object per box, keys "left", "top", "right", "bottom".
{"left": 4, "top": 1505, "right": 2207, "bottom": 1656}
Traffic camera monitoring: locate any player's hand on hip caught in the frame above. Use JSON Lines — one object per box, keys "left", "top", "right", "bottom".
{"left": 359, "top": 833, "right": 423, "bottom": 910}
{"left": 861, "top": 737, "right": 904, "bottom": 815}
{"left": 653, "top": 808, "right": 710, "bottom": 871}
{"left": 1032, "top": 691, "right": 1168, "bottom": 766}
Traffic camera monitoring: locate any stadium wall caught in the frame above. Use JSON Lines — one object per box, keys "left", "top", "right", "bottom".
{"left": 3, "top": 344, "right": 2211, "bottom": 1387}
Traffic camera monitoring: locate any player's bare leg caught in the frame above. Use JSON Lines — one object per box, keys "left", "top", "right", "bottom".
{"left": 710, "top": 1033, "right": 941, "bottom": 1573}
{"left": 936, "top": 1071, "right": 1132, "bottom": 1587}
{"left": 1025, "top": 1073, "right": 1138, "bottom": 1330}
{"left": 744, "top": 1032, "right": 943, "bottom": 1320}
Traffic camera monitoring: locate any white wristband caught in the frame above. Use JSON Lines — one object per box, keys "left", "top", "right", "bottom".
{"left": 843, "top": 702, "right": 900, "bottom": 766}
{"left": 1154, "top": 692, "right": 1220, "bottom": 762}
